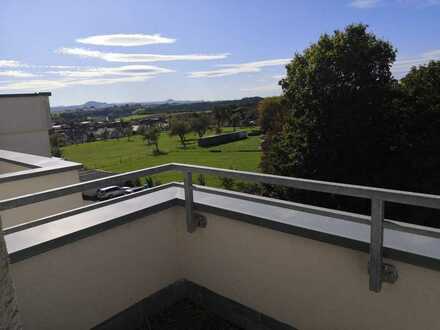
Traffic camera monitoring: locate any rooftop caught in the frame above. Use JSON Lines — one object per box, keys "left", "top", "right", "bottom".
{"left": 0, "top": 148, "right": 82, "bottom": 182}
{"left": 0, "top": 92, "right": 52, "bottom": 98}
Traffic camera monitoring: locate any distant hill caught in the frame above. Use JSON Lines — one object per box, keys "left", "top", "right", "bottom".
{"left": 52, "top": 97, "right": 264, "bottom": 122}
{"left": 51, "top": 101, "right": 112, "bottom": 113}
{"left": 51, "top": 99, "right": 199, "bottom": 113}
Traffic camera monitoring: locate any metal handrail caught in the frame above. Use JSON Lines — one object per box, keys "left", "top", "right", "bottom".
{"left": 1, "top": 162, "right": 440, "bottom": 292}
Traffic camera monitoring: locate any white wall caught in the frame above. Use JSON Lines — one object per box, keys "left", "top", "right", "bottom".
{"left": 8, "top": 206, "right": 440, "bottom": 330}
{"left": 177, "top": 209, "right": 440, "bottom": 330}
{"left": 10, "top": 207, "right": 180, "bottom": 330}
{"left": 0, "top": 170, "right": 84, "bottom": 228}
{"left": 0, "top": 95, "right": 51, "bottom": 157}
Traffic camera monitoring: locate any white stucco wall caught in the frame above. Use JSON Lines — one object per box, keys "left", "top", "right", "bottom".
{"left": 0, "top": 94, "right": 52, "bottom": 157}
{"left": 7, "top": 206, "right": 440, "bottom": 330}
{"left": 10, "top": 207, "right": 180, "bottom": 330}
{"left": 177, "top": 209, "right": 440, "bottom": 330}
{"left": 0, "top": 170, "right": 84, "bottom": 228}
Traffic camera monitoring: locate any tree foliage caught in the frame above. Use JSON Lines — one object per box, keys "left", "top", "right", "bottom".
{"left": 261, "top": 24, "right": 440, "bottom": 227}
{"left": 49, "top": 133, "right": 64, "bottom": 157}
{"left": 258, "top": 97, "right": 288, "bottom": 172}
{"left": 191, "top": 115, "right": 210, "bottom": 138}
{"left": 393, "top": 61, "right": 440, "bottom": 195}
{"left": 270, "top": 24, "right": 396, "bottom": 182}
{"left": 143, "top": 126, "right": 161, "bottom": 154}
{"left": 169, "top": 118, "right": 192, "bottom": 148}
{"left": 257, "top": 97, "right": 287, "bottom": 135}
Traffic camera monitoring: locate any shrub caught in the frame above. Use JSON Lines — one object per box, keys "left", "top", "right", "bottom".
{"left": 220, "top": 176, "right": 235, "bottom": 190}
{"left": 197, "top": 174, "right": 207, "bottom": 186}
{"left": 144, "top": 176, "right": 154, "bottom": 188}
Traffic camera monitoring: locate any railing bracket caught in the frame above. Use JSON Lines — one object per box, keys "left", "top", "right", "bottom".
{"left": 368, "top": 261, "right": 398, "bottom": 287}
{"left": 194, "top": 213, "right": 207, "bottom": 228}
{"left": 382, "top": 263, "right": 398, "bottom": 284}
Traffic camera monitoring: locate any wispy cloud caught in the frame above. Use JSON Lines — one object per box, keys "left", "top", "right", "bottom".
{"left": 0, "top": 63, "right": 173, "bottom": 91}
{"left": 393, "top": 49, "right": 440, "bottom": 77}
{"left": 349, "top": 0, "right": 380, "bottom": 8}
{"left": 48, "top": 64, "right": 173, "bottom": 78}
{"left": 0, "top": 60, "right": 23, "bottom": 68}
{"left": 0, "top": 71, "right": 37, "bottom": 78}
{"left": 67, "top": 76, "right": 153, "bottom": 86}
{"left": 76, "top": 33, "right": 176, "bottom": 47}
{"left": 189, "top": 59, "right": 290, "bottom": 78}
{"left": 57, "top": 47, "right": 229, "bottom": 63}
{"left": 0, "top": 75, "right": 154, "bottom": 91}
{"left": 0, "top": 79, "right": 67, "bottom": 91}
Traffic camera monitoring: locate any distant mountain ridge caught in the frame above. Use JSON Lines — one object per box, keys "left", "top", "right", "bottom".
{"left": 51, "top": 99, "right": 199, "bottom": 113}
{"left": 51, "top": 101, "right": 112, "bottom": 112}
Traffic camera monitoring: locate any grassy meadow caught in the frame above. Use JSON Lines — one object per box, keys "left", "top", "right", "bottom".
{"left": 62, "top": 127, "right": 262, "bottom": 187}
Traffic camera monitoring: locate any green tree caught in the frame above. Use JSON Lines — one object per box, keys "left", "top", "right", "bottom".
{"left": 137, "top": 125, "right": 146, "bottom": 136}
{"left": 116, "top": 120, "right": 126, "bottom": 140}
{"left": 393, "top": 61, "right": 440, "bottom": 212}
{"left": 125, "top": 125, "right": 133, "bottom": 141}
{"left": 87, "top": 132, "right": 96, "bottom": 143}
{"left": 191, "top": 115, "right": 210, "bottom": 138}
{"left": 230, "top": 111, "right": 241, "bottom": 131}
{"left": 49, "top": 132, "right": 63, "bottom": 157}
{"left": 257, "top": 97, "right": 287, "bottom": 135}
{"left": 258, "top": 97, "right": 288, "bottom": 173}
{"left": 169, "top": 118, "right": 191, "bottom": 148}
{"left": 264, "top": 24, "right": 397, "bottom": 212}
{"left": 213, "top": 107, "right": 228, "bottom": 133}
{"left": 101, "top": 128, "right": 109, "bottom": 141}
{"left": 143, "top": 126, "right": 161, "bottom": 154}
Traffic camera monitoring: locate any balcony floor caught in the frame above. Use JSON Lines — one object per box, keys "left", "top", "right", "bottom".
{"left": 146, "top": 298, "right": 243, "bottom": 330}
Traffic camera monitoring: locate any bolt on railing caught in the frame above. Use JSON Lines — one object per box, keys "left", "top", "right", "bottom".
{"left": 1, "top": 163, "right": 440, "bottom": 292}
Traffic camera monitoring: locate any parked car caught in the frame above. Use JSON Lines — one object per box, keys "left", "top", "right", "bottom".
{"left": 96, "top": 186, "right": 128, "bottom": 200}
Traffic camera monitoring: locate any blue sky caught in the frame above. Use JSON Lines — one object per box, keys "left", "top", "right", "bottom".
{"left": 0, "top": 0, "right": 439, "bottom": 106}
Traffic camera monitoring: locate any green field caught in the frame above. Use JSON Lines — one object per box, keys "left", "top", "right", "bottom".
{"left": 119, "top": 113, "right": 150, "bottom": 121}
{"left": 62, "top": 128, "right": 262, "bottom": 187}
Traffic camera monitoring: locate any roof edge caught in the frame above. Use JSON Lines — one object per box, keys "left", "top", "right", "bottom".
{"left": 0, "top": 92, "right": 52, "bottom": 98}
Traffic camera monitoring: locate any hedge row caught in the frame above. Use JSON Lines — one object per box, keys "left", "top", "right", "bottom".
{"left": 198, "top": 131, "right": 248, "bottom": 147}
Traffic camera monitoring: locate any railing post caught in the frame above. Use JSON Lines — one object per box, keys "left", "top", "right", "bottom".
{"left": 184, "top": 171, "right": 196, "bottom": 233}
{"left": 369, "top": 198, "right": 384, "bottom": 292}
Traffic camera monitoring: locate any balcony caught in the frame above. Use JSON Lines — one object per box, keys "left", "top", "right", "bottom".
{"left": 2, "top": 163, "right": 440, "bottom": 330}
{"left": 0, "top": 149, "right": 83, "bottom": 228}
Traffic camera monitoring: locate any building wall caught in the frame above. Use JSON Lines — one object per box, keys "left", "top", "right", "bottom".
{"left": 8, "top": 206, "right": 440, "bottom": 330}
{"left": 0, "top": 170, "right": 84, "bottom": 228}
{"left": 0, "top": 95, "right": 51, "bottom": 157}
{"left": 177, "top": 209, "right": 440, "bottom": 330}
{"left": 10, "top": 208, "right": 180, "bottom": 330}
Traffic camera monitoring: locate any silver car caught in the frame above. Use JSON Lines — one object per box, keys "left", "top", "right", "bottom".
{"left": 96, "top": 186, "right": 127, "bottom": 200}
